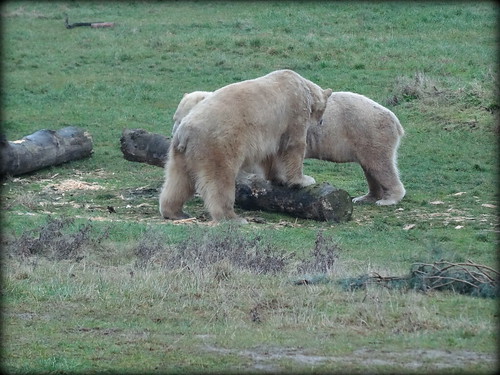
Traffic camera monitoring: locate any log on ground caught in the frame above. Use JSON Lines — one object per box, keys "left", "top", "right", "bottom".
{"left": 120, "top": 128, "right": 170, "bottom": 168}
{"left": 120, "top": 128, "right": 353, "bottom": 223}
{"left": 236, "top": 173, "right": 352, "bottom": 222}
{"left": 1, "top": 126, "right": 93, "bottom": 177}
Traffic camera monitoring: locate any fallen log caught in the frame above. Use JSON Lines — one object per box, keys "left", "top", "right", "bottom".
{"left": 120, "top": 128, "right": 353, "bottom": 223}
{"left": 235, "top": 173, "right": 353, "bottom": 222}
{"left": 1, "top": 126, "right": 93, "bottom": 177}
{"left": 65, "top": 16, "right": 115, "bottom": 29}
{"left": 120, "top": 128, "right": 169, "bottom": 168}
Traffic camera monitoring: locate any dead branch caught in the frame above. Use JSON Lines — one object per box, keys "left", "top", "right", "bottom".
{"left": 65, "top": 15, "right": 114, "bottom": 29}
{"left": 309, "top": 260, "right": 499, "bottom": 298}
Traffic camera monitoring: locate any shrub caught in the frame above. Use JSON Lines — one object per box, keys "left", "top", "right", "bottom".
{"left": 134, "top": 224, "right": 294, "bottom": 275}
{"left": 134, "top": 225, "right": 341, "bottom": 278}
{"left": 7, "top": 216, "right": 107, "bottom": 261}
{"left": 297, "top": 231, "right": 340, "bottom": 274}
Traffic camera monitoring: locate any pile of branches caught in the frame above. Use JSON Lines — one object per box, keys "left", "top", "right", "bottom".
{"left": 299, "top": 260, "right": 499, "bottom": 299}
{"left": 408, "top": 260, "right": 498, "bottom": 298}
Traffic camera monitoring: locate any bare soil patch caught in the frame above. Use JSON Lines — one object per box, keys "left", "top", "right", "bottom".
{"left": 202, "top": 342, "right": 497, "bottom": 372}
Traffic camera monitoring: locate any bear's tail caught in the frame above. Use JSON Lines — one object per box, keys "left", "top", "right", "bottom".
{"left": 389, "top": 111, "right": 405, "bottom": 138}
{"left": 395, "top": 117, "right": 405, "bottom": 138}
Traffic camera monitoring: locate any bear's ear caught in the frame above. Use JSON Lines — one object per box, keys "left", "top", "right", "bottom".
{"left": 183, "top": 93, "right": 188, "bottom": 97}
{"left": 323, "top": 88, "right": 333, "bottom": 99}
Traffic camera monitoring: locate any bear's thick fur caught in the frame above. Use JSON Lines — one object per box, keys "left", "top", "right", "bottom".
{"left": 172, "top": 90, "right": 405, "bottom": 206}
{"left": 306, "top": 92, "right": 405, "bottom": 205}
{"left": 160, "top": 70, "right": 332, "bottom": 222}
{"left": 172, "top": 91, "right": 211, "bottom": 135}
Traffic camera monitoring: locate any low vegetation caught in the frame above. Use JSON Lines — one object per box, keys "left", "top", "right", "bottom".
{"left": 1, "top": 2, "right": 498, "bottom": 374}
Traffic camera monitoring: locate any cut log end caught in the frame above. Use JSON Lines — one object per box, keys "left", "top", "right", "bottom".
{"left": 120, "top": 128, "right": 169, "bottom": 168}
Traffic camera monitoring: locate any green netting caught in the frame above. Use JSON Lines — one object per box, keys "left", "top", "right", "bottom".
{"left": 295, "top": 261, "right": 499, "bottom": 299}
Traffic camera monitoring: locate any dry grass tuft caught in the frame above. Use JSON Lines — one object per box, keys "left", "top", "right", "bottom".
{"left": 386, "top": 72, "right": 442, "bottom": 106}
{"left": 134, "top": 224, "right": 294, "bottom": 275}
{"left": 386, "top": 71, "right": 497, "bottom": 115}
{"left": 134, "top": 225, "right": 341, "bottom": 278}
{"left": 7, "top": 217, "right": 108, "bottom": 261}
{"left": 297, "top": 231, "right": 340, "bottom": 274}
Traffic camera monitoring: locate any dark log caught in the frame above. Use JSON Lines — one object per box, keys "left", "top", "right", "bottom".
{"left": 1, "top": 126, "right": 93, "bottom": 177}
{"left": 235, "top": 174, "right": 352, "bottom": 222}
{"left": 120, "top": 128, "right": 352, "bottom": 223}
{"left": 65, "top": 16, "right": 115, "bottom": 29}
{"left": 120, "top": 128, "right": 170, "bottom": 168}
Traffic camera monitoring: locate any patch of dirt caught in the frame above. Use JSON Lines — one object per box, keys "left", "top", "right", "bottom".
{"left": 393, "top": 199, "right": 497, "bottom": 230}
{"left": 404, "top": 207, "right": 476, "bottom": 225}
{"left": 201, "top": 342, "right": 497, "bottom": 372}
{"left": 352, "top": 348, "right": 497, "bottom": 370}
{"left": 6, "top": 172, "right": 497, "bottom": 231}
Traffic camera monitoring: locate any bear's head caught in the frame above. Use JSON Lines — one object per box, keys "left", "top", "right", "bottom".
{"left": 308, "top": 85, "right": 333, "bottom": 125}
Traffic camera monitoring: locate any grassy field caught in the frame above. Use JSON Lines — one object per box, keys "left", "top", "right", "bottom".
{"left": 1, "top": 1, "right": 498, "bottom": 374}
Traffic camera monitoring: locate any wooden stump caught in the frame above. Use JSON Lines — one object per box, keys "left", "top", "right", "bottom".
{"left": 1, "top": 126, "right": 93, "bottom": 177}
{"left": 120, "top": 128, "right": 353, "bottom": 223}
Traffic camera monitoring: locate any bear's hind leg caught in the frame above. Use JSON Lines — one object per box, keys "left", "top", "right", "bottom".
{"left": 159, "top": 157, "right": 195, "bottom": 220}
{"left": 371, "top": 159, "right": 405, "bottom": 206}
{"left": 354, "top": 163, "right": 405, "bottom": 206}
{"left": 376, "top": 176, "right": 405, "bottom": 206}
{"left": 197, "top": 169, "right": 248, "bottom": 224}
{"left": 352, "top": 166, "right": 383, "bottom": 204}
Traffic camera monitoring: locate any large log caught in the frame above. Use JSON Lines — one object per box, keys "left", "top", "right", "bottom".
{"left": 1, "top": 126, "right": 93, "bottom": 177}
{"left": 235, "top": 173, "right": 353, "bottom": 222}
{"left": 120, "top": 128, "right": 352, "bottom": 223}
{"left": 120, "top": 128, "right": 169, "bottom": 168}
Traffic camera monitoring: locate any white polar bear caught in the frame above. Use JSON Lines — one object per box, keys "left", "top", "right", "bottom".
{"left": 172, "top": 90, "right": 406, "bottom": 206}
{"left": 172, "top": 91, "right": 212, "bottom": 135}
{"left": 160, "top": 70, "right": 332, "bottom": 222}
{"left": 306, "top": 92, "right": 405, "bottom": 205}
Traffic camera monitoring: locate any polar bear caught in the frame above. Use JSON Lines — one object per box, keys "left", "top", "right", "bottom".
{"left": 172, "top": 90, "right": 405, "bottom": 206}
{"left": 172, "top": 91, "right": 211, "bottom": 135}
{"left": 306, "top": 92, "right": 405, "bottom": 205}
{"left": 159, "top": 69, "right": 332, "bottom": 222}
{"left": 171, "top": 91, "right": 265, "bottom": 178}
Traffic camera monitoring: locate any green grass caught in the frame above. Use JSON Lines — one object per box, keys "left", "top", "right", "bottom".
{"left": 1, "top": 1, "right": 498, "bottom": 374}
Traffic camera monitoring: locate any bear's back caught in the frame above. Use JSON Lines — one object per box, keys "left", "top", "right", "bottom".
{"left": 181, "top": 71, "right": 306, "bottom": 136}
{"left": 327, "top": 92, "right": 403, "bottom": 137}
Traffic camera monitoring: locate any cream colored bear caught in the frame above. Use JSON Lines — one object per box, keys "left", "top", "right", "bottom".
{"left": 306, "top": 92, "right": 405, "bottom": 205}
{"left": 172, "top": 91, "right": 211, "bottom": 135}
{"left": 159, "top": 70, "right": 332, "bottom": 222}
{"left": 172, "top": 90, "right": 405, "bottom": 206}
